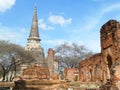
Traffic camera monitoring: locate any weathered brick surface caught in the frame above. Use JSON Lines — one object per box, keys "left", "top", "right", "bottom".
{"left": 79, "top": 20, "right": 120, "bottom": 89}
{"left": 79, "top": 53, "right": 103, "bottom": 82}
{"left": 22, "top": 66, "right": 50, "bottom": 80}
{"left": 47, "top": 48, "right": 55, "bottom": 79}
{"left": 64, "top": 68, "right": 79, "bottom": 82}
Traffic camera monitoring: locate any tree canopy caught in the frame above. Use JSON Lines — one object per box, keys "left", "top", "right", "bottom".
{"left": 0, "top": 40, "right": 34, "bottom": 81}
{"left": 54, "top": 42, "right": 94, "bottom": 72}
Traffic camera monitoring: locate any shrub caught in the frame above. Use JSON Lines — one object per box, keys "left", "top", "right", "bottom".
{"left": 74, "top": 75, "right": 78, "bottom": 81}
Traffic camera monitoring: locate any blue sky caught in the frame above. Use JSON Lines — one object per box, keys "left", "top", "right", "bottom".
{"left": 0, "top": 0, "right": 120, "bottom": 53}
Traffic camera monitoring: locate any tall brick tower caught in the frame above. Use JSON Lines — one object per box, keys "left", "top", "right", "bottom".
{"left": 100, "top": 20, "right": 120, "bottom": 70}
{"left": 100, "top": 20, "right": 120, "bottom": 88}
{"left": 25, "top": 6, "right": 45, "bottom": 67}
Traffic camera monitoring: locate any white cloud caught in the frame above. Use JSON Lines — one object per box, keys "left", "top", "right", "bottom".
{"left": 101, "top": 3, "right": 120, "bottom": 16}
{"left": 72, "top": 3, "right": 120, "bottom": 34}
{"left": 43, "top": 39, "right": 83, "bottom": 49}
{"left": 0, "top": 24, "right": 27, "bottom": 46}
{"left": 48, "top": 14, "right": 72, "bottom": 26}
{"left": 74, "top": 3, "right": 120, "bottom": 52}
{"left": 38, "top": 13, "right": 72, "bottom": 30}
{"left": 81, "top": 3, "right": 120, "bottom": 32}
{"left": 42, "top": 3, "right": 120, "bottom": 53}
{"left": 0, "top": 0, "right": 16, "bottom": 12}
{"left": 43, "top": 39, "right": 65, "bottom": 46}
{"left": 42, "top": 38, "right": 101, "bottom": 54}
{"left": 20, "top": 28, "right": 27, "bottom": 33}
{"left": 38, "top": 19, "right": 54, "bottom": 30}
{"left": 80, "top": 3, "right": 120, "bottom": 32}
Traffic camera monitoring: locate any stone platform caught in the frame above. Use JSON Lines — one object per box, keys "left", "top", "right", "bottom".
{"left": 13, "top": 80, "right": 66, "bottom": 90}
{"left": 0, "top": 82, "right": 14, "bottom": 90}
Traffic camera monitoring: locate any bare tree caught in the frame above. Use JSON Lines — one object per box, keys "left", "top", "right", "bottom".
{"left": 54, "top": 42, "right": 94, "bottom": 72}
{"left": 0, "top": 40, "right": 34, "bottom": 81}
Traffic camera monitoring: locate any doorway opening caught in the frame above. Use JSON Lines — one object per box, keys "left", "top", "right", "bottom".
{"left": 107, "top": 55, "right": 112, "bottom": 70}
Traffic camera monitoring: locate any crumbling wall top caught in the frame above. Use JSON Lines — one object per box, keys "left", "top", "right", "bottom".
{"left": 100, "top": 20, "right": 119, "bottom": 34}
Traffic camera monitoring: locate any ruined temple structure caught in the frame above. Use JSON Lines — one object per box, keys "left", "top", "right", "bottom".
{"left": 17, "top": 5, "right": 58, "bottom": 80}
{"left": 47, "top": 48, "right": 56, "bottom": 79}
{"left": 22, "top": 66, "right": 50, "bottom": 80}
{"left": 79, "top": 20, "right": 120, "bottom": 89}
{"left": 25, "top": 6, "right": 46, "bottom": 67}
{"left": 64, "top": 68, "right": 79, "bottom": 82}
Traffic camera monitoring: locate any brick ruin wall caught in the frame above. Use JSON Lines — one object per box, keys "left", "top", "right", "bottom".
{"left": 64, "top": 68, "right": 79, "bottom": 82}
{"left": 79, "top": 20, "right": 120, "bottom": 88}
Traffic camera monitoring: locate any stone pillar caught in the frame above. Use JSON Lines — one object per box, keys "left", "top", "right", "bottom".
{"left": 47, "top": 48, "right": 55, "bottom": 79}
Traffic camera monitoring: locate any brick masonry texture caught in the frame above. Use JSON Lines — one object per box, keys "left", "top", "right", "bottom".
{"left": 79, "top": 20, "right": 120, "bottom": 89}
